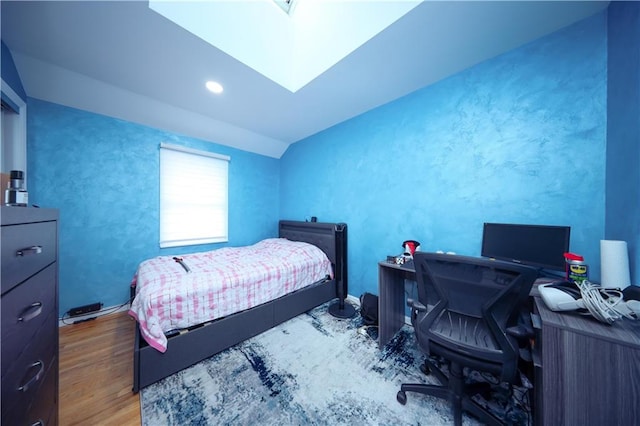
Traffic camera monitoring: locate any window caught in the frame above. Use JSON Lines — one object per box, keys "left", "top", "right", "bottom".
{"left": 159, "top": 143, "right": 230, "bottom": 248}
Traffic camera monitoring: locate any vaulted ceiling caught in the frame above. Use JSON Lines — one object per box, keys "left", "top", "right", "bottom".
{"left": 1, "top": 1, "right": 609, "bottom": 158}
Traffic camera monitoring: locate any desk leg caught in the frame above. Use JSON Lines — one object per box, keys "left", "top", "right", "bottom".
{"left": 378, "top": 264, "right": 406, "bottom": 349}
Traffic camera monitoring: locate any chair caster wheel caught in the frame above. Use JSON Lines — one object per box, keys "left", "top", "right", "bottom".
{"left": 420, "top": 362, "right": 431, "bottom": 375}
{"left": 397, "top": 390, "right": 407, "bottom": 405}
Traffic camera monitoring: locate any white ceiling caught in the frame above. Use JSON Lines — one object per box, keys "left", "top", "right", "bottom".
{"left": 147, "top": 0, "right": 422, "bottom": 92}
{"left": 1, "top": 1, "right": 609, "bottom": 158}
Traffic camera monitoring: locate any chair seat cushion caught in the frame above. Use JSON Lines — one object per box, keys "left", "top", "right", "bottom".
{"left": 428, "top": 310, "right": 506, "bottom": 363}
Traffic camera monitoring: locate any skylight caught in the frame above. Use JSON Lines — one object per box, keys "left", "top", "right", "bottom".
{"left": 273, "top": 0, "right": 295, "bottom": 15}
{"left": 148, "top": 0, "right": 422, "bottom": 92}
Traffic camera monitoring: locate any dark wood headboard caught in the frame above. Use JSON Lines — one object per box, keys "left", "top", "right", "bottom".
{"left": 278, "top": 220, "right": 346, "bottom": 265}
{"left": 279, "top": 220, "right": 350, "bottom": 314}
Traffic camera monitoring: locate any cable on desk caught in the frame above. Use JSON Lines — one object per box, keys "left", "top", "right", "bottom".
{"left": 576, "top": 280, "right": 639, "bottom": 324}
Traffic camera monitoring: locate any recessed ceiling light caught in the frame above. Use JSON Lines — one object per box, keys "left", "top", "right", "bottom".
{"left": 206, "top": 81, "right": 224, "bottom": 94}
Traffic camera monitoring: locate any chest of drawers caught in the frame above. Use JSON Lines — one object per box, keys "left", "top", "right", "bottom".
{"left": 1, "top": 207, "right": 59, "bottom": 426}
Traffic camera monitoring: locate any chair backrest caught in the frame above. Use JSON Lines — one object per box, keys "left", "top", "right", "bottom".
{"left": 413, "top": 252, "right": 537, "bottom": 381}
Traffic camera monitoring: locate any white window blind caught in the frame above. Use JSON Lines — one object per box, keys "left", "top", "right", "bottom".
{"left": 159, "top": 143, "right": 230, "bottom": 248}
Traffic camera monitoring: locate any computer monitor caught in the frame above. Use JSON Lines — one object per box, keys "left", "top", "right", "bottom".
{"left": 481, "top": 223, "right": 570, "bottom": 273}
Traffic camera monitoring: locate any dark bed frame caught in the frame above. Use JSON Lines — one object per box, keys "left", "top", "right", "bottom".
{"left": 132, "top": 220, "right": 348, "bottom": 393}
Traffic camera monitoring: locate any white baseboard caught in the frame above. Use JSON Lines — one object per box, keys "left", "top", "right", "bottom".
{"left": 346, "top": 294, "right": 360, "bottom": 306}
{"left": 58, "top": 303, "right": 130, "bottom": 327}
{"left": 57, "top": 295, "right": 375, "bottom": 327}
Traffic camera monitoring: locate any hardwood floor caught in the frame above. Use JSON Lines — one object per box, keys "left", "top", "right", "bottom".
{"left": 59, "top": 311, "right": 141, "bottom": 425}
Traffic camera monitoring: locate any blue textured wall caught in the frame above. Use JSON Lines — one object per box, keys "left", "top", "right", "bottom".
{"left": 607, "top": 2, "right": 640, "bottom": 286}
{"left": 281, "top": 12, "right": 608, "bottom": 298}
{"left": 27, "top": 99, "right": 280, "bottom": 316}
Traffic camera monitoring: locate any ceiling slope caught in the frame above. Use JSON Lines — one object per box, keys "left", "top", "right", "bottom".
{"left": 1, "top": 1, "right": 609, "bottom": 158}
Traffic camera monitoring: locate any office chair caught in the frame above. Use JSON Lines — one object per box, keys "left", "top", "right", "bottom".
{"left": 397, "top": 252, "right": 537, "bottom": 426}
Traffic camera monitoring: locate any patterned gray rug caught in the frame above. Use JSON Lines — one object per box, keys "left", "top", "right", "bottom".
{"left": 140, "top": 303, "right": 531, "bottom": 425}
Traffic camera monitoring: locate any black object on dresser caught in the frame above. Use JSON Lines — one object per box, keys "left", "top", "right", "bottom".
{"left": 2, "top": 206, "right": 59, "bottom": 426}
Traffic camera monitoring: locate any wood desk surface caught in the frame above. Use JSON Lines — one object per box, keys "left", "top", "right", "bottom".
{"left": 533, "top": 295, "right": 640, "bottom": 349}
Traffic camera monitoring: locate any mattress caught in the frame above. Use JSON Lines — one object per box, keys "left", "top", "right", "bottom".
{"left": 128, "top": 238, "right": 333, "bottom": 352}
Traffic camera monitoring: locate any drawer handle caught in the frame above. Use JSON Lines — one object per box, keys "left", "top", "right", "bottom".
{"left": 18, "top": 302, "right": 43, "bottom": 322}
{"left": 17, "top": 360, "right": 45, "bottom": 392}
{"left": 16, "top": 245, "right": 43, "bottom": 257}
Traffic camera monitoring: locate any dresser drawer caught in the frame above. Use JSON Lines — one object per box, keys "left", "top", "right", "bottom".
{"left": 40, "top": 403, "right": 58, "bottom": 426}
{"left": 24, "top": 358, "right": 58, "bottom": 426}
{"left": 3, "top": 356, "right": 57, "bottom": 426}
{"left": 1, "top": 263, "right": 57, "bottom": 377}
{"left": 1, "top": 221, "right": 57, "bottom": 295}
{"left": 1, "top": 310, "right": 57, "bottom": 424}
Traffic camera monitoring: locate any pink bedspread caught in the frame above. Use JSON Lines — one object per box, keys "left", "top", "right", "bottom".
{"left": 128, "top": 238, "right": 333, "bottom": 352}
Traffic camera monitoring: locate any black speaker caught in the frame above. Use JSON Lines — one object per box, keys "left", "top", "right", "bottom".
{"left": 329, "top": 223, "right": 356, "bottom": 318}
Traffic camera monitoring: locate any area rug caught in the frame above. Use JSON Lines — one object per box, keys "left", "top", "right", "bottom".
{"left": 140, "top": 303, "right": 531, "bottom": 425}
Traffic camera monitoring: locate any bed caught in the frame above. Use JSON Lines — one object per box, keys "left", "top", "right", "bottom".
{"left": 129, "top": 220, "right": 348, "bottom": 393}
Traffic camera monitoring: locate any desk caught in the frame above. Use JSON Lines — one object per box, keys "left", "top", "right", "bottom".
{"left": 378, "top": 260, "right": 416, "bottom": 349}
{"left": 378, "top": 260, "right": 640, "bottom": 425}
{"left": 531, "top": 294, "right": 640, "bottom": 425}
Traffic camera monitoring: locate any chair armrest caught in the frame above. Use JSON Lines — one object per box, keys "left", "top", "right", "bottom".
{"left": 407, "top": 298, "right": 428, "bottom": 312}
{"left": 507, "top": 324, "right": 535, "bottom": 362}
{"left": 506, "top": 324, "right": 534, "bottom": 340}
